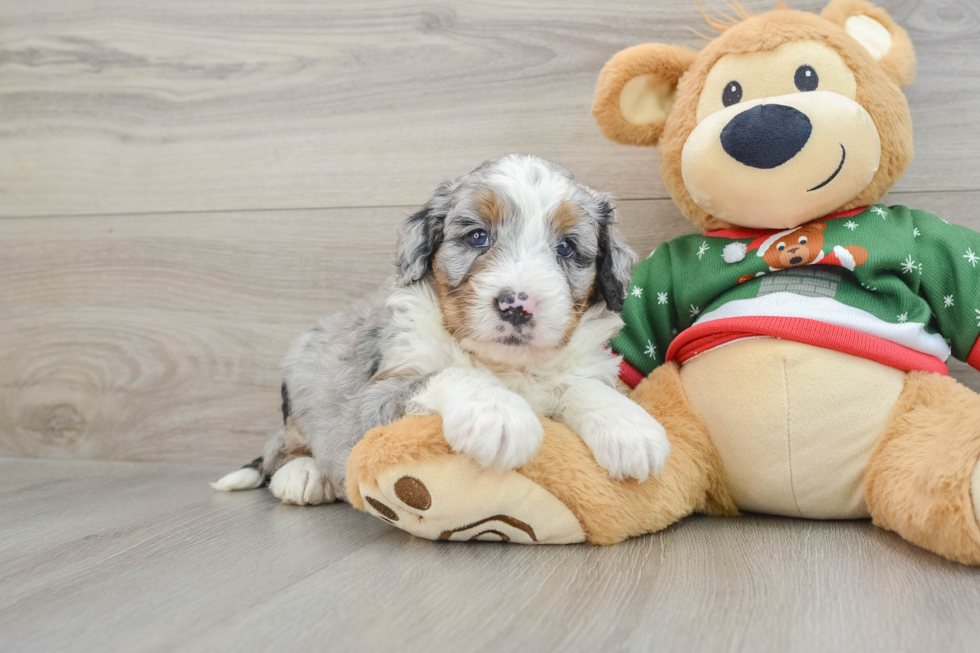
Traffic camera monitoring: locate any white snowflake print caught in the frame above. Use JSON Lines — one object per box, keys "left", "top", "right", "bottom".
{"left": 901, "top": 255, "right": 922, "bottom": 275}
{"left": 897, "top": 312, "right": 908, "bottom": 323}
{"left": 965, "top": 248, "right": 980, "bottom": 268}
{"left": 912, "top": 228, "right": 921, "bottom": 238}
{"left": 657, "top": 292, "right": 668, "bottom": 305}
{"left": 690, "top": 305, "right": 701, "bottom": 317}
{"left": 976, "top": 309, "right": 980, "bottom": 328}
{"left": 696, "top": 241, "right": 710, "bottom": 260}
{"left": 944, "top": 295, "right": 955, "bottom": 308}
{"left": 631, "top": 286, "right": 643, "bottom": 298}
{"left": 844, "top": 221, "right": 858, "bottom": 231}
{"left": 871, "top": 206, "right": 888, "bottom": 219}
{"left": 644, "top": 339, "right": 657, "bottom": 358}
{"left": 672, "top": 328, "right": 678, "bottom": 336}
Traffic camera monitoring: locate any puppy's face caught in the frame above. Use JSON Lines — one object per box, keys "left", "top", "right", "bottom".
{"left": 396, "top": 155, "right": 635, "bottom": 364}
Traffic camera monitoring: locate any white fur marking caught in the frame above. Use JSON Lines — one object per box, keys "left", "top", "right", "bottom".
{"left": 558, "top": 379, "right": 670, "bottom": 480}
{"left": 269, "top": 457, "right": 336, "bottom": 505}
{"left": 410, "top": 367, "right": 544, "bottom": 470}
{"left": 210, "top": 467, "right": 264, "bottom": 492}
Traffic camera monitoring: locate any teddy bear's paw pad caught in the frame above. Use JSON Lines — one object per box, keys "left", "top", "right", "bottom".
{"left": 359, "top": 454, "right": 585, "bottom": 544}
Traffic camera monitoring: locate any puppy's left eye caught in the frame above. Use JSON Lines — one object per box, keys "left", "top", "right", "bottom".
{"left": 798, "top": 236, "right": 808, "bottom": 244}
{"left": 795, "top": 65, "right": 818, "bottom": 92}
{"left": 556, "top": 239, "right": 575, "bottom": 259}
{"left": 467, "top": 229, "right": 489, "bottom": 248}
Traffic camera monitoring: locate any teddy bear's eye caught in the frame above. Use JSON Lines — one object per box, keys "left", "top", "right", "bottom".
{"left": 722, "top": 81, "right": 743, "bottom": 107}
{"left": 777, "top": 242, "right": 786, "bottom": 251}
{"left": 798, "top": 236, "right": 808, "bottom": 244}
{"left": 795, "top": 65, "right": 819, "bottom": 92}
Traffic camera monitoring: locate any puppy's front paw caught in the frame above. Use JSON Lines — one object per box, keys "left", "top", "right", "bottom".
{"left": 441, "top": 388, "right": 544, "bottom": 470}
{"left": 269, "top": 457, "right": 336, "bottom": 505}
{"left": 578, "top": 402, "right": 670, "bottom": 481}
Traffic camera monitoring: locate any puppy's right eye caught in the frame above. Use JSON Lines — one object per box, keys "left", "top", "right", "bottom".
{"left": 722, "top": 81, "right": 742, "bottom": 107}
{"left": 776, "top": 242, "right": 786, "bottom": 251}
{"left": 467, "top": 229, "right": 488, "bottom": 248}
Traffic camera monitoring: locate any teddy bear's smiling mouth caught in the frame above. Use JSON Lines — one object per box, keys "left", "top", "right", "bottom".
{"left": 807, "top": 143, "right": 846, "bottom": 192}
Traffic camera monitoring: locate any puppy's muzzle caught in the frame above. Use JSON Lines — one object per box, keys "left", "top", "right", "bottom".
{"left": 496, "top": 291, "right": 535, "bottom": 327}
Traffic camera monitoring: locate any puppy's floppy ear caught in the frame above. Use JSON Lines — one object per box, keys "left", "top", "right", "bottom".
{"left": 591, "top": 196, "right": 637, "bottom": 312}
{"left": 592, "top": 43, "right": 697, "bottom": 147}
{"left": 822, "top": 0, "right": 916, "bottom": 88}
{"left": 395, "top": 180, "right": 454, "bottom": 285}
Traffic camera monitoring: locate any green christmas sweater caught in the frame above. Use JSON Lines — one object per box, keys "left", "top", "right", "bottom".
{"left": 612, "top": 204, "right": 980, "bottom": 387}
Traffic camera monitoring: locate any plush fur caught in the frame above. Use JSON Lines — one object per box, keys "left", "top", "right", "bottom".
{"left": 593, "top": 1, "right": 915, "bottom": 232}
{"left": 347, "top": 362, "right": 737, "bottom": 545}
{"left": 865, "top": 373, "right": 980, "bottom": 565}
{"left": 343, "top": 0, "right": 980, "bottom": 566}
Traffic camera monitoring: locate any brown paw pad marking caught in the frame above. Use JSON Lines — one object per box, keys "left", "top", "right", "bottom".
{"left": 439, "top": 515, "right": 537, "bottom": 542}
{"left": 394, "top": 476, "right": 431, "bottom": 511}
{"left": 365, "top": 497, "right": 398, "bottom": 522}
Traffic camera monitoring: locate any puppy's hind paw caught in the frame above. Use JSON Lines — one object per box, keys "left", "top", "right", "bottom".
{"left": 269, "top": 457, "right": 336, "bottom": 505}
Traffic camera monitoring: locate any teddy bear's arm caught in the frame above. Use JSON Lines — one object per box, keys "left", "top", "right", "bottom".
{"left": 910, "top": 209, "right": 980, "bottom": 369}
{"left": 611, "top": 243, "right": 681, "bottom": 377}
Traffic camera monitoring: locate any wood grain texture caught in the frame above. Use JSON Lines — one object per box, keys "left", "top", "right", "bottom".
{"left": 2, "top": 192, "right": 978, "bottom": 464}
{"left": 1, "top": 457, "right": 978, "bottom": 653}
{"left": 1, "top": 0, "right": 979, "bottom": 217}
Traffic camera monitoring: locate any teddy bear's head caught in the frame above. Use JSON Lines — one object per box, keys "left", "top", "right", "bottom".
{"left": 592, "top": 0, "right": 916, "bottom": 232}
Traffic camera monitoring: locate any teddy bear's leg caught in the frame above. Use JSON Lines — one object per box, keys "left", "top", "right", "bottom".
{"left": 865, "top": 372, "right": 980, "bottom": 565}
{"left": 346, "top": 362, "right": 736, "bottom": 545}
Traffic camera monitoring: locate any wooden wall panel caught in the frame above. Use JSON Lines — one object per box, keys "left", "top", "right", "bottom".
{"left": 0, "top": 0, "right": 978, "bottom": 218}
{"left": 1, "top": 192, "right": 977, "bottom": 463}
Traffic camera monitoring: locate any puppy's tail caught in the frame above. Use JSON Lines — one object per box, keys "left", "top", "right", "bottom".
{"left": 212, "top": 382, "right": 291, "bottom": 492}
{"left": 210, "top": 457, "right": 268, "bottom": 492}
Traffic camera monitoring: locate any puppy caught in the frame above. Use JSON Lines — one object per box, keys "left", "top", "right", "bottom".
{"left": 211, "top": 155, "right": 670, "bottom": 505}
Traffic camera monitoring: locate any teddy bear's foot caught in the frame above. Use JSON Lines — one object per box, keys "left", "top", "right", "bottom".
{"left": 355, "top": 453, "right": 586, "bottom": 544}
{"left": 866, "top": 372, "right": 980, "bottom": 565}
{"left": 347, "top": 415, "right": 585, "bottom": 544}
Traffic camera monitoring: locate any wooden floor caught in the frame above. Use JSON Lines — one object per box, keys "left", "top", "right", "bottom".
{"left": 3, "top": 0, "right": 980, "bottom": 650}
{"left": 2, "top": 457, "right": 979, "bottom": 653}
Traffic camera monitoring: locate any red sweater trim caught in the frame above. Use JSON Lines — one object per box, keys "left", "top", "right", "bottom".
{"left": 705, "top": 206, "right": 868, "bottom": 240}
{"left": 968, "top": 336, "right": 980, "bottom": 372}
{"left": 619, "top": 360, "right": 645, "bottom": 389}
{"left": 663, "top": 317, "right": 949, "bottom": 376}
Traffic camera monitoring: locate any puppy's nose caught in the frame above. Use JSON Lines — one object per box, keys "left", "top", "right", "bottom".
{"left": 721, "top": 104, "right": 812, "bottom": 169}
{"left": 496, "top": 291, "right": 535, "bottom": 326}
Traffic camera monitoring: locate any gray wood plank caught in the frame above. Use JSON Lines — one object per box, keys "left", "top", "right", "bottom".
{"left": 0, "top": 0, "right": 978, "bottom": 218}
{"left": 0, "top": 457, "right": 978, "bottom": 653}
{"left": 1, "top": 191, "right": 978, "bottom": 464}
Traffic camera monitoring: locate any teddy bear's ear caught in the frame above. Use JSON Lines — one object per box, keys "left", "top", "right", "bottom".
{"left": 821, "top": 0, "right": 916, "bottom": 88}
{"left": 592, "top": 44, "right": 698, "bottom": 147}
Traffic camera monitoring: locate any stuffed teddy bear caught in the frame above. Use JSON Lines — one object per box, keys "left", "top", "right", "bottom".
{"left": 345, "top": 0, "right": 980, "bottom": 565}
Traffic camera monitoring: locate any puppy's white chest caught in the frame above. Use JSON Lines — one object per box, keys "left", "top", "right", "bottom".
{"left": 496, "top": 372, "right": 563, "bottom": 416}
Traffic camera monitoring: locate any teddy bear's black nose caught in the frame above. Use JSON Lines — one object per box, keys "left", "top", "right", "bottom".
{"left": 721, "top": 104, "right": 812, "bottom": 169}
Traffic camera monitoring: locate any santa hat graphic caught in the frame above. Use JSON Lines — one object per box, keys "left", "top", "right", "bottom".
{"left": 722, "top": 227, "right": 801, "bottom": 264}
